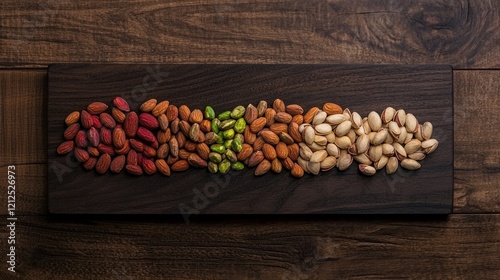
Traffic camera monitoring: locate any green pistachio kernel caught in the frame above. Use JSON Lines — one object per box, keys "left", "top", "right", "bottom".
{"left": 218, "top": 111, "right": 232, "bottom": 121}
{"left": 219, "top": 160, "right": 231, "bottom": 174}
{"left": 230, "top": 105, "right": 246, "bottom": 119}
{"left": 222, "top": 128, "right": 235, "bottom": 139}
{"left": 210, "top": 144, "right": 226, "bottom": 154}
{"left": 204, "top": 106, "right": 216, "bottom": 120}
{"left": 231, "top": 161, "right": 245, "bottom": 171}
{"left": 234, "top": 118, "right": 246, "bottom": 133}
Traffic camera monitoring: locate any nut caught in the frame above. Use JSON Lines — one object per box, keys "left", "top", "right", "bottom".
{"left": 179, "top": 105, "right": 191, "bottom": 121}
{"left": 81, "top": 110, "right": 93, "bottom": 129}
{"left": 64, "top": 123, "right": 80, "bottom": 140}
{"left": 275, "top": 112, "right": 292, "bottom": 124}
{"left": 303, "top": 107, "right": 320, "bottom": 124}
{"left": 171, "top": 160, "right": 189, "bottom": 172}
{"left": 155, "top": 159, "right": 171, "bottom": 176}
{"left": 87, "top": 102, "right": 108, "bottom": 115}
{"left": 286, "top": 104, "right": 304, "bottom": 115}
{"left": 75, "top": 130, "right": 88, "bottom": 148}
{"left": 126, "top": 164, "right": 143, "bottom": 175}
{"left": 74, "top": 148, "right": 89, "bottom": 162}
{"left": 323, "top": 102, "right": 342, "bottom": 115}
{"left": 113, "top": 97, "right": 130, "bottom": 112}
{"left": 188, "top": 153, "right": 208, "bottom": 168}
{"left": 250, "top": 117, "right": 267, "bottom": 133}
{"left": 265, "top": 108, "right": 276, "bottom": 126}
{"left": 137, "top": 127, "right": 156, "bottom": 143}
{"left": 244, "top": 104, "right": 258, "bottom": 124}
{"left": 140, "top": 99, "right": 157, "bottom": 112}
{"left": 272, "top": 99, "right": 285, "bottom": 113}
{"left": 112, "top": 107, "right": 126, "bottom": 123}
{"left": 359, "top": 164, "right": 376, "bottom": 176}
{"left": 166, "top": 105, "right": 179, "bottom": 122}
{"left": 275, "top": 142, "right": 288, "bottom": 159}
{"left": 112, "top": 127, "right": 126, "bottom": 148}
{"left": 95, "top": 153, "right": 111, "bottom": 174}
{"left": 65, "top": 111, "right": 80, "bottom": 126}
{"left": 255, "top": 159, "right": 271, "bottom": 176}
{"left": 110, "top": 155, "right": 126, "bottom": 173}
{"left": 189, "top": 109, "right": 204, "bottom": 123}
{"left": 260, "top": 131, "right": 280, "bottom": 145}
{"left": 152, "top": 100, "right": 169, "bottom": 117}
{"left": 257, "top": 100, "right": 268, "bottom": 117}
{"left": 139, "top": 113, "right": 159, "bottom": 130}
{"left": 87, "top": 127, "right": 100, "bottom": 147}
{"left": 400, "top": 158, "right": 421, "bottom": 170}
{"left": 262, "top": 144, "right": 277, "bottom": 161}
{"left": 248, "top": 151, "right": 264, "bottom": 167}
{"left": 291, "top": 163, "right": 304, "bottom": 177}
{"left": 83, "top": 157, "right": 97, "bottom": 170}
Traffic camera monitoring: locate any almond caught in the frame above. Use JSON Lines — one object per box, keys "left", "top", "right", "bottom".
{"left": 244, "top": 126, "right": 257, "bottom": 144}
{"left": 170, "top": 118, "right": 180, "bottom": 134}
{"left": 75, "top": 130, "right": 88, "bottom": 148}
{"left": 196, "top": 143, "right": 210, "bottom": 160}
{"left": 87, "top": 102, "right": 108, "bottom": 115}
{"left": 100, "top": 127, "right": 112, "bottom": 145}
{"left": 142, "top": 158, "right": 157, "bottom": 175}
{"left": 97, "top": 143, "right": 115, "bottom": 156}
{"left": 110, "top": 155, "right": 126, "bottom": 173}
{"left": 288, "top": 122, "right": 302, "bottom": 143}
{"left": 64, "top": 123, "right": 80, "bottom": 140}
{"left": 56, "top": 141, "right": 74, "bottom": 155}
{"left": 113, "top": 97, "right": 130, "bottom": 112}
{"left": 184, "top": 140, "right": 197, "bottom": 152}
{"left": 269, "top": 123, "right": 288, "bottom": 135}
{"left": 189, "top": 109, "right": 203, "bottom": 124}
{"left": 275, "top": 142, "right": 288, "bottom": 159}
{"left": 275, "top": 112, "right": 292, "bottom": 124}
{"left": 111, "top": 107, "right": 126, "bottom": 123}
{"left": 124, "top": 112, "right": 138, "bottom": 137}
{"left": 115, "top": 140, "right": 131, "bottom": 155}
{"left": 250, "top": 117, "right": 267, "bottom": 133}
{"left": 323, "top": 102, "right": 343, "bottom": 115}
{"left": 260, "top": 130, "right": 280, "bottom": 145}
{"left": 303, "top": 107, "right": 320, "bottom": 124}
{"left": 281, "top": 157, "right": 294, "bottom": 170}
{"left": 279, "top": 132, "right": 294, "bottom": 145}
{"left": 272, "top": 98, "right": 285, "bottom": 113}
{"left": 171, "top": 159, "right": 189, "bottom": 171}
{"left": 167, "top": 154, "right": 179, "bottom": 165}
{"left": 188, "top": 153, "right": 208, "bottom": 168}
{"left": 244, "top": 104, "right": 258, "bottom": 124}
{"left": 81, "top": 110, "right": 93, "bottom": 129}
{"left": 287, "top": 143, "right": 300, "bottom": 161}
{"left": 154, "top": 143, "right": 168, "bottom": 159}
{"left": 286, "top": 104, "right": 304, "bottom": 116}
{"left": 137, "top": 127, "right": 156, "bottom": 143}
{"left": 291, "top": 163, "right": 304, "bottom": 177}
{"left": 166, "top": 105, "right": 179, "bottom": 122}
{"left": 95, "top": 153, "right": 111, "bottom": 174}
{"left": 292, "top": 114, "right": 304, "bottom": 125}
{"left": 140, "top": 98, "right": 157, "bottom": 112}
{"left": 262, "top": 143, "right": 277, "bottom": 161}
{"left": 169, "top": 137, "right": 179, "bottom": 157}
{"left": 86, "top": 127, "right": 100, "bottom": 147}
{"left": 237, "top": 144, "right": 253, "bottom": 161}
{"left": 126, "top": 164, "right": 143, "bottom": 175}
{"left": 176, "top": 132, "right": 186, "bottom": 148}
{"left": 100, "top": 112, "right": 116, "bottom": 129}
{"left": 65, "top": 111, "right": 80, "bottom": 126}
{"left": 157, "top": 129, "right": 171, "bottom": 144}
{"left": 87, "top": 146, "right": 100, "bottom": 157}
{"left": 143, "top": 145, "right": 157, "bottom": 158}
{"left": 264, "top": 108, "right": 276, "bottom": 126}
{"left": 253, "top": 136, "right": 265, "bottom": 151}
{"left": 255, "top": 159, "right": 271, "bottom": 176}
{"left": 247, "top": 151, "right": 264, "bottom": 167}
{"left": 129, "top": 139, "right": 144, "bottom": 152}
{"left": 139, "top": 113, "right": 159, "bottom": 130}
{"left": 271, "top": 158, "right": 282, "bottom": 173}
{"left": 127, "top": 150, "right": 138, "bottom": 165}
{"left": 155, "top": 159, "right": 171, "bottom": 176}
{"left": 179, "top": 105, "right": 191, "bottom": 122}
{"left": 158, "top": 114, "right": 169, "bottom": 131}
{"left": 178, "top": 149, "right": 190, "bottom": 160}
{"left": 91, "top": 115, "right": 102, "bottom": 129}
{"left": 113, "top": 127, "right": 126, "bottom": 148}
{"left": 200, "top": 119, "right": 211, "bottom": 133}
{"left": 152, "top": 100, "right": 169, "bottom": 117}
{"left": 82, "top": 157, "right": 97, "bottom": 171}
{"left": 179, "top": 120, "right": 191, "bottom": 137}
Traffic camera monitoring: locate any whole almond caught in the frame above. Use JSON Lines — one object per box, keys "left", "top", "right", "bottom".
{"left": 179, "top": 105, "right": 191, "bottom": 122}
{"left": 244, "top": 126, "right": 257, "bottom": 144}
{"left": 248, "top": 151, "right": 264, "bottom": 167}
{"left": 95, "top": 153, "right": 111, "bottom": 174}
{"left": 127, "top": 150, "right": 138, "bottom": 165}
{"left": 272, "top": 99, "right": 285, "bottom": 113}
{"left": 97, "top": 143, "right": 115, "bottom": 156}
{"left": 288, "top": 122, "right": 302, "bottom": 143}
{"left": 255, "top": 159, "right": 271, "bottom": 176}
{"left": 143, "top": 145, "right": 157, "bottom": 158}
{"left": 170, "top": 118, "right": 180, "bottom": 134}
{"left": 281, "top": 157, "right": 294, "bottom": 170}
{"left": 250, "top": 117, "right": 267, "bottom": 133}
{"left": 87, "top": 146, "right": 100, "bottom": 157}
{"left": 262, "top": 143, "right": 277, "bottom": 161}
{"left": 179, "top": 149, "right": 190, "bottom": 159}
{"left": 269, "top": 123, "right": 288, "bottom": 135}
{"left": 110, "top": 155, "right": 126, "bottom": 173}
{"left": 139, "top": 113, "right": 159, "bottom": 130}
{"left": 140, "top": 99, "right": 157, "bottom": 112}
{"left": 323, "top": 102, "right": 342, "bottom": 115}
{"left": 157, "top": 114, "right": 168, "bottom": 131}
{"left": 81, "top": 110, "right": 93, "bottom": 129}
{"left": 123, "top": 112, "right": 138, "bottom": 137}
{"left": 91, "top": 116, "right": 102, "bottom": 129}
{"left": 152, "top": 100, "right": 169, "bottom": 117}
{"left": 157, "top": 129, "right": 171, "bottom": 144}
{"left": 265, "top": 108, "right": 276, "bottom": 126}
{"left": 125, "top": 164, "right": 143, "bottom": 175}
{"left": 113, "top": 127, "right": 126, "bottom": 148}
{"left": 169, "top": 137, "right": 179, "bottom": 157}
{"left": 279, "top": 132, "right": 294, "bottom": 145}
{"left": 179, "top": 120, "right": 191, "bottom": 137}
{"left": 56, "top": 141, "right": 74, "bottom": 155}
{"left": 142, "top": 158, "right": 157, "bottom": 175}
{"left": 155, "top": 159, "right": 171, "bottom": 176}
{"left": 237, "top": 144, "right": 253, "bottom": 161}
{"left": 176, "top": 132, "right": 186, "bottom": 148}
{"left": 113, "top": 97, "right": 130, "bottom": 112}
{"left": 189, "top": 109, "right": 203, "bottom": 124}
{"left": 87, "top": 102, "right": 108, "bottom": 115}
{"left": 83, "top": 157, "right": 97, "bottom": 171}
{"left": 196, "top": 143, "right": 210, "bottom": 160}
{"left": 303, "top": 107, "right": 320, "bottom": 124}
{"left": 64, "top": 123, "right": 80, "bottom": 140}
{"left": 275, "top": 142, "right": 288, "bottom": 159}
{"left": 287, "top": 143, "right": 300, "bottom": 161}
{"left": 292, "top": 115, "right": 304, "bottom": 125}
{"left": 87, "top": 127, "right": 100, "bottom": 147}
{"left": 166, "top": 105, "right": 179, "bottom": 122}
{"left": 291, "top": 163, "right": 304, "bottom": 178}
{"left": 115, "top": 139, "right": 130, "bottom": 155}
{"left": 99, "top": 112, "right": 116, "bottom": 129}
{"left": 166, "top": 154, "right": 179, "bottom": 165}
{"left": 137, "top": 127, "right": 156, "bottom": 143}
{"left": 260, "top": 131, "right": 279, "bottom": 145}
{"left": 129, "top": 139, "right": 144, "bottom": 152}
{"left": 171, "top": 159, "right": 189, "bottom": 171}
{"left": 75, "top": 130, "right": 88, "bottom": 148}
{"left": 244, "top": 104, "right": 258, "bottom": 124}
{"left": 154, "top": 143, "right": 167, "bottom": 159}
{"left": 65, "top": 111, "right": 80, "bottom": 126}
{"left": 188, "top": 153, "right": 208, "bottom": 168}
{"left": 200, "top": 119, "right": 211, "bottom": 133}
{"left": 253, "top": 137, "right": 265, "bottom": 151}
{"left": 184, "top": 140, "right": 197, "bottom": 152}
{"left": 271, "top": 158, "right": 282, "bottom": 173}
{"left": 286, "top": 104, "right": 304, "bottom": 116}
{"left": 111, "top": 107, "right": 126, "bottom": 123}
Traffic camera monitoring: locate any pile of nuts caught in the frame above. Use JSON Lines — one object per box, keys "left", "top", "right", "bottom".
{"left": 57, "top": 97, "right": 438, "bottom": 177}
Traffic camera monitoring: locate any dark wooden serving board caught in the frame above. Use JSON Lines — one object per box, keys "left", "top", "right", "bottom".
{"left": 48, "top": 64, "right": 453, "bottom": 215}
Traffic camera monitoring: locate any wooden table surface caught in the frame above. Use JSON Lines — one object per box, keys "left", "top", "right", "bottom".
{"left": 0, "top": 0, "right": 499, "bottom": 279}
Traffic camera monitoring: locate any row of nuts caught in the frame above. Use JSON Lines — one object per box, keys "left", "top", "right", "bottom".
{"left": 297, "top": 106, "right": 438, "bottom": 176}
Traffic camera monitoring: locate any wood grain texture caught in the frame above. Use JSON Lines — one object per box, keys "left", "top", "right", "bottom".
{"left": 454, "top": 71, "right": 500, "bottom": 213}
{"left": 0, "top": 0, "right": 498, "bottom": 68}
{"left": 0, "top": 215, "right": 498, "bottom": 279}
{"left": 47, "top": 64, "right": 453, "bottom": 214}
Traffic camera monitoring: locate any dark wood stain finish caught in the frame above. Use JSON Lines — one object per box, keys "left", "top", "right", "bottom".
{"left": 47, "top": 64, "right": 453, "bottom": 214}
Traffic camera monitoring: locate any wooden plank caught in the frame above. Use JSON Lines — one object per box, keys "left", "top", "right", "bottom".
{"left": 0, "top": 0, "right": 498, "bottom": 69}
{"left": 0, "top": 214, "right": 498, "bottom": 279}
{"left": 47, "top": 64, "right": 453, "bottom": 215}
{"left": 454, "top": 71, "right": 500, "bottom": 213}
